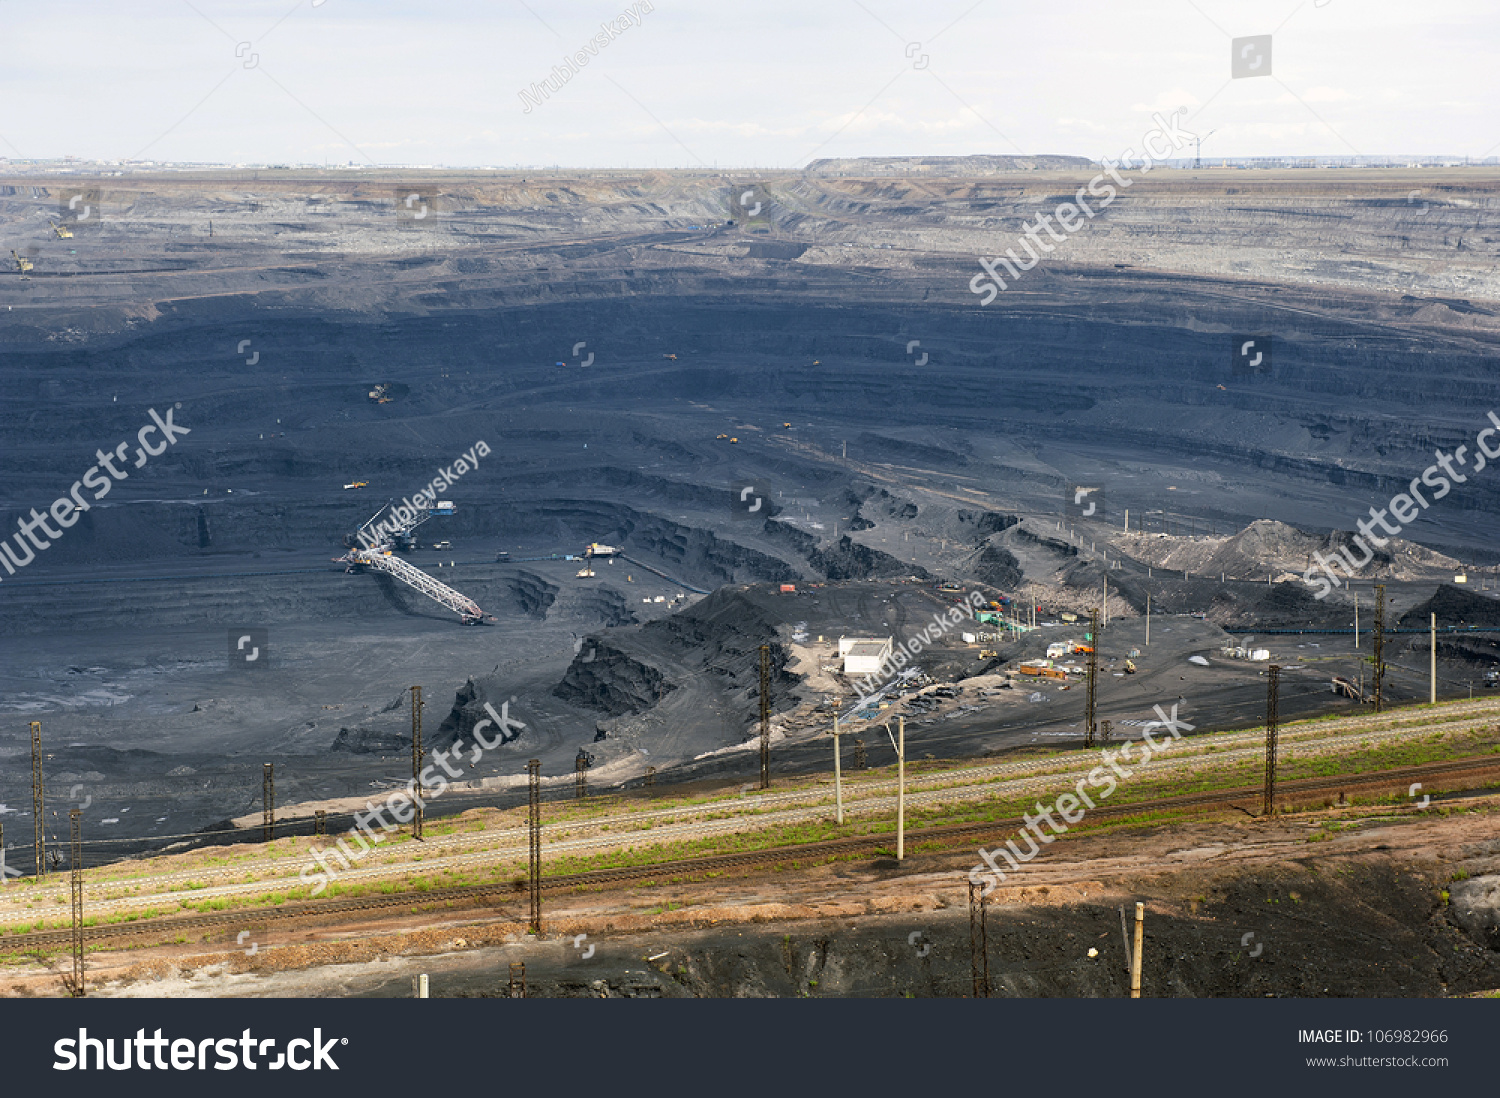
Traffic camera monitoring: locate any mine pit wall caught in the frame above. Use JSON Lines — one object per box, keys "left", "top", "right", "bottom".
{"left": 8, "top": 286, "right": 1500, "bottom": 568}
{"left": 552, "top": 642, "right": 678, "bottom": 717}
{"left": 426, "top": 846, "right": 1500, "bottom": 999}
{"left": 0, "top": 559, "right": 649, "bottom": 638}
{"left": 0, "top": 567, "right": 417, "bottom": 637}
{"left": 552, "top": 591, "right": 803, "bottom": 724}
{"left": 498, "top": 893, "right": 1493, "bottom": 999}
{"left": 502, "top": 571, "right": 560, "bottom": 619}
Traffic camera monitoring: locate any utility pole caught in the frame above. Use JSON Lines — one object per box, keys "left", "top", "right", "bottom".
{"left": 30, "top": 721, "right": 43, "bottom": 879}
{"left": 1373, "top": 584, "right": 1386, "bottom": 713}
{"left": 575, "top": 749, "right": 591, "bottom": 799}
{"left": 1101, "top": 719, "right": 1113, "bottom": 744}
{"left": 1264, "top": 664, "right": 1280, "bottom": 816}
{"left": 853, "top": 738, "right": 866, "bottom": 770}
{"left": 262, "top": 763, "right": 275, "bottom": 843}
{"left": 526, "top": 759, "right": 542, "bottom": 934}
{"left": 410, "top": 685, "right": 424, "bottom": 839}
{"left": 968, "top": 879, "right": 991, "bottom": 998}
{"left": 1430, "top": 612, "right": 1437, "bottom": 705}
{"left": 897, "top": 716, "right": 905, "bottom": 860}
{"left": 831, "top": 715, "right": 844, "bottom": 824}
{"left": 1145, "top": 594, "right": 1151, "bottom": 646}
{"left": 1353, "top": 590, "right": 1359, "bottom": 648}
{"left": 1085, "top": 607, "right": 1100, "bottom": 747}
{"left": 1130, "top": 901, "right": 1144, "bottom": 999}
{"left": 315, "top": 810, "right": 326, "bottom": 836}
{"left": 759, "top": 645, "right": 771, "bottom": 789}
{"left": 886, "top": 718, "right": 906, "bottom": 861}
{"left": 69, "top": 809, "right": 84, "bottom": 997}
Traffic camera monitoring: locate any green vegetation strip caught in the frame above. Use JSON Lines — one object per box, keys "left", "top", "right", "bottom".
{"left": 6, "top": 703, "right": 1493, "bottom": 905}
{"left": 2, "top": 750, "right": 1496, "bottom": 954}
{"left": 7, "top": 722, "right": 1496, "bottom": 923}
{"left": 5, "top": 724, "right": 1496, "bottom": 925}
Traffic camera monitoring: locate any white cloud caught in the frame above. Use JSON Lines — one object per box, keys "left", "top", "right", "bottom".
{"left": 0, "top": 0, "right": 1492, "bottom": 165}
{"left": 1297, "top": 87, "right": 1359, "bottom": 103}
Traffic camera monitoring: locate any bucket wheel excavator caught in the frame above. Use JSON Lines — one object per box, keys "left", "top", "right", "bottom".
{"left": 337, "top": 501, "right": 490, "bottom": 625}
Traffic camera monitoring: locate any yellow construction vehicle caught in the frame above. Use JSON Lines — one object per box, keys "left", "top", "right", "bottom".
{"left": 51, "top": 221, "right": 73, "bottom": 239}
{"left": 343, "top": 481, "right": 368, "bottom": 490}
{"left": 729, "top": 437, "right": 739, "bottom": 443}
{"left": 11, "top": 250, "right": 34, "bottom": 274}
{"left": 716, "top": 433, "right": 728, "bottom": 439}
{"left": 663, "top": 353, "right": 678, "bottom": 360}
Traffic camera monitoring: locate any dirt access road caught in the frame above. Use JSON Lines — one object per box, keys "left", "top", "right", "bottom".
{"left": 11, "top": 786, "right": 1497, "bottom": 999}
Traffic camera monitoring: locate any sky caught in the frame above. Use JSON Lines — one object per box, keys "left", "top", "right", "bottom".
{"left": 0, "top": 0, "right": 1495, "bottom": 169}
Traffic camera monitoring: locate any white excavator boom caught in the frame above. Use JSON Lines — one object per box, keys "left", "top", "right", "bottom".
{"left": 342, "top": 547, "right": 484, "bottom": 623}
{"left": 338, "top": 501, "right": 486, "bottom": 624}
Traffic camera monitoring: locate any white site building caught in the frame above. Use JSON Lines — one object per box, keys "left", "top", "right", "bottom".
{"left": 839, "top": 636, "right": 894, "bottom": 676}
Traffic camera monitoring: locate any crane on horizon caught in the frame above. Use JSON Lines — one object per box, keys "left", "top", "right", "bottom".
{"left": 1195, "top": 129, "right": 1218, "bottom": 170}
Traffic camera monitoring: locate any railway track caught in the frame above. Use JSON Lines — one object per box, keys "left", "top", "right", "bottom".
{"left": 5, "top": 753, "right": 1496, "bottom": 955}
{"left": 15, "top": 694, "right": 1488, "bottom": 910}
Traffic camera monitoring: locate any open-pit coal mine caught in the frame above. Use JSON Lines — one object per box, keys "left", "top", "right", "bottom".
{"left": 2, "top": 164, "right": 1499, "bottom": 886}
